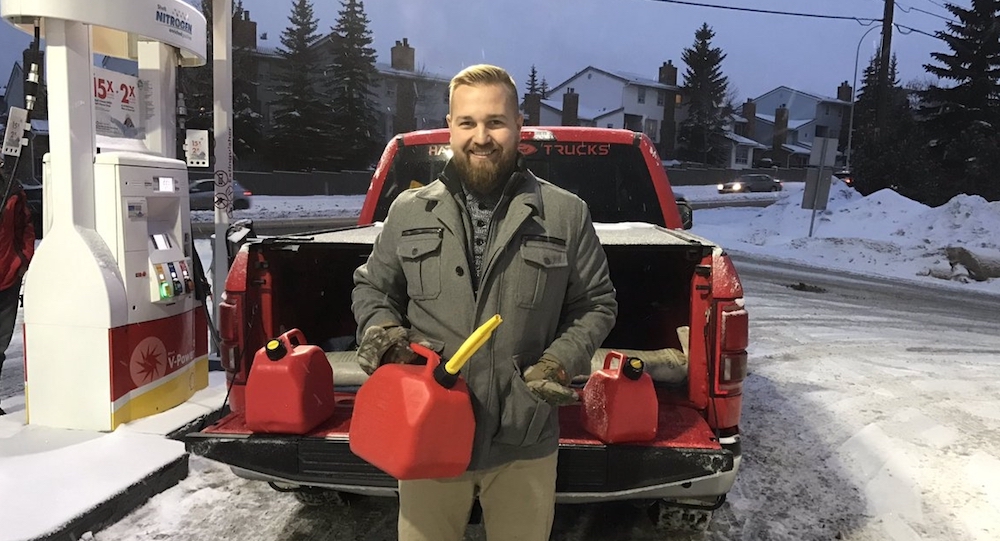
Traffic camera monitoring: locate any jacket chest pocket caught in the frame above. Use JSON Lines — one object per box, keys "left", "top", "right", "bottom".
{"left": 397, "top": 228, "right": 443, "bottom": 300}
{"left": 516, "top": 236, "right": 568, "bottom": 309}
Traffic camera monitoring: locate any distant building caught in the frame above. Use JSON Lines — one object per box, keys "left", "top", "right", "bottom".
{"left": 244, "top": 8, "right": 449, "bottom": 140}
{"left": 523, "top": 63, "right": 682, "bottom": 156}
{"left": 743, "top": 84, "right": 853, "bottom": 167}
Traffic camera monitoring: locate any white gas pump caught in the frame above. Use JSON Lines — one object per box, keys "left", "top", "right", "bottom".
{"left": 1, "top": 0, "right": 208, "bottom": 430}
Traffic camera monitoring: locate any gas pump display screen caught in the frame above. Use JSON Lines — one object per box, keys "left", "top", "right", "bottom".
{"left": 156, "top": 177, "right": 175, "bottom": 192}
{"left": 151, "top": 234, "right": 172, "bottom": 250}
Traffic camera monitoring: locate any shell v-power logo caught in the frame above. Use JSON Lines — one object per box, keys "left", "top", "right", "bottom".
{"left": 130, "top": 336, "right": 167, "bottom": 386}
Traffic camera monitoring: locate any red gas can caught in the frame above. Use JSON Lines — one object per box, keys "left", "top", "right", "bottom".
{"left": 350, "top": 343, "right": 475, "bottom": 480}
{"left": 581, "top": 351, "right": 658, "bottom": 444}
{"left": 245, "top": 329, "right": 337, "bottom": 434}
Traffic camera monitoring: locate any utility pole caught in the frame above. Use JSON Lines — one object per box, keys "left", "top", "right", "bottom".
{"left": 876, "top": 0, "right": 895, "bottom": 131}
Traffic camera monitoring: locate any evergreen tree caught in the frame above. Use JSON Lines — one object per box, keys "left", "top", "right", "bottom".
{"left": 327, "top": 0, "right": 381, "bottom": 170}
{"left": 850, "top": 53, "right": 945, "bottom": 204}
{"left": 177, "top": 0, "right": 263, "bottom": 167}
{"left": 539, "top": 78, "right": 550, "bottom": 100}
{"left": 268, "top": 0, "right": 332, "bottom": 171}
{"left": 919, "top": 0, "right": 1000, "bottom": 202}
{"left": 526, "top": 65, "right": 540, "bottom": 95}
{"left": 676, "top": 23, "right": 731, "bottom": 166}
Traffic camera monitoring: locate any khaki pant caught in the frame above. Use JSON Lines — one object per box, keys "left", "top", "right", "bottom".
{"left": 398, "top": 452, "right": 558, "bottom": 541}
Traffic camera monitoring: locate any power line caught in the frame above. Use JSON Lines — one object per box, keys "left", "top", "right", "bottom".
{"left": 893, "top": 2, "right": 954, "bottom": 22}
{"left": 647, "top": 0, "right": 880, "bottom": 22}
{"left": 894, "top": 23, "right": 940, "bottom": 39}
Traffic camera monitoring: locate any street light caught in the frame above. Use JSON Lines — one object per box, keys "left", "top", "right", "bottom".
{"left": 846, "top": 25, "right": 881, "bottom": 170}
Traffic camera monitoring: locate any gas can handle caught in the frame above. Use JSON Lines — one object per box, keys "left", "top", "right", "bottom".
{"left": 285, "top": 328, "right": 308, "bottom": 348}
{"left": 603, "top": 350, "right": 627, "bottom": 371}
{"left": 410, "top": 342, "right": 441, "bottom": 372}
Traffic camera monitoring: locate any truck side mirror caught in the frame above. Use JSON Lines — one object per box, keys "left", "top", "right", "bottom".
{"left": 677, "top": 200, "right": 693, "bottom": 230}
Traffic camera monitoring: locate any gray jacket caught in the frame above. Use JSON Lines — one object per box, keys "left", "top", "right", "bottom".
{"left": 352, "top": 161, "right": 617, "bottom": 470}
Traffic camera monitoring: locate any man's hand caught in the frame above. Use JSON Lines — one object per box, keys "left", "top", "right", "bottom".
{"left": 523, "top": 355, "right": 578, "bottom": 406}
{"left": 356, "top": 325, "right": 431, "bottom": 375}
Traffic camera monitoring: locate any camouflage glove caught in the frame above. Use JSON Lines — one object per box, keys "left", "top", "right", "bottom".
{"left": 356, "top": 325, "right": 432, "bottom": 375}
{"left": 523, "top": 355, "right": 578, "bottom": 406}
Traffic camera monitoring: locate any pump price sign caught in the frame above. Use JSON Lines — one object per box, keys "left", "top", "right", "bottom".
{"left": 93, "top": 66, "right": 145, "bottom": 141}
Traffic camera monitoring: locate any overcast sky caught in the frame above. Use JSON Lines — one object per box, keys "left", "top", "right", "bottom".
{"left": 0, "top": 0, "right": 958, "bottom": 102}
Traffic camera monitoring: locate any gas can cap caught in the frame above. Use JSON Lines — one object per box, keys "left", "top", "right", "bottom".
{"left": 622, "top": 357, "right": 644, "bottom": 380}
{"left": 265, "top": 339, "right": 287, "bottom": 361}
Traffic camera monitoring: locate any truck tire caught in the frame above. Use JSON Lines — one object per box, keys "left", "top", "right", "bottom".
{"left": 647, "top": 497, "right": 722, "bottom": 532}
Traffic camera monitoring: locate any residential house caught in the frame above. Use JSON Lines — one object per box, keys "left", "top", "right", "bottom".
{"left": 522, "top": 62, "right": 683, "bottom": 155}
{"left": 743, "top": 84, "right": 853, "bottom": 167}
{"left": 245, "top": 7, "right": 448, "bottom": 141}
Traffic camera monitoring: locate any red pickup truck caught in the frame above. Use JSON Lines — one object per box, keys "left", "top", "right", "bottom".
{"left": 186, "top": 127, "right": 748, "bottom": 531}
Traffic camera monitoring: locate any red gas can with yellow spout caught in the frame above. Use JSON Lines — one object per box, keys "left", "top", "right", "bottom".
{"left": 350, "top": 343, "right": 474, "bottom": 480}
{"left": 581, "top": 350, "right": 658, "bottom": 443}
{"left": 245, "top": 329, "right": 336, "bottom": 434}
{"left": 350, "top": 315, "right": 502, "bottom": 480}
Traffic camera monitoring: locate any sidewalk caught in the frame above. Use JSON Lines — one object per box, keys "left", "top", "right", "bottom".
{"left": 0, "top": 372, "right": 228, "bottom": 541}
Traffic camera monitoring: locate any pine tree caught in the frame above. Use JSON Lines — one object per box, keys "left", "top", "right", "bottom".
{"left": 526, "top": 65, "right": 540, "bottom": 96}
{"left": 539, "top": 78, "right": 549, "bottom": 100}
{"left": 268, "top": 0, "right": 332, "bottom": 171}
{"left": 850, "top": 54, "right": 936, "bottom": 200}
{"left": 177, "top": 0, "right": 263, "bottom": 166}
{"left": 327, "top": 0, "right": 381, "bottom": 170}
{"left": 919, "top": 0, "right": 1000, "bottom": 202}
{"left": 676, "top": 23, "right": 731, "bottom": 166}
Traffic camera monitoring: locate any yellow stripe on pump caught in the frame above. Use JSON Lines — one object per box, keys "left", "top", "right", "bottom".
{"left": 445, "top": 315, "right": 502, "bottom": 375}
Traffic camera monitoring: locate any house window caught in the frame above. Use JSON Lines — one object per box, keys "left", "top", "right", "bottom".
{"left": 386, "top": 81, "right": 396, "bottom": 98}
{"left": 736, "top": 146, "right": 749, "bottom": 165}
{"left": 675, "top": 94, "right": 682, "bottom": 105}
{"left": 657, "top": 90, "right": 664, "bottom": 106}
{"left": 607, "top": 123, "right": 614, "bottom": 128}
{"left": 644, "top": 118, "right": 658, "bottom": 140}
{"left": 637, "top": 87, "right": 646, "bottom": 104}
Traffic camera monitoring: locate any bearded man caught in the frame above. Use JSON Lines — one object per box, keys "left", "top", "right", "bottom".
{"left": 352, "top": 64, "right": 617, "bottom": 541}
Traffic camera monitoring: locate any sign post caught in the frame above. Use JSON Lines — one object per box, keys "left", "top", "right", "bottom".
{"left": 802, "top": 126, "right": 838, "bottom": 237}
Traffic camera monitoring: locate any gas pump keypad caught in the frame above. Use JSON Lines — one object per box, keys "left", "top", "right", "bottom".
{"left": 152, "top": 259, "right": 193, "bottom": 301}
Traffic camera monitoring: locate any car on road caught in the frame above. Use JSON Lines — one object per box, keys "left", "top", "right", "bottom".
{"left": 718, "top": 173, "right": 783, "bottom": 193}
{"left": 189, "top": 178, "right": 253, "bottom": 210}
{"left": 834, "top": 169, "right": 854, "bottom": 186}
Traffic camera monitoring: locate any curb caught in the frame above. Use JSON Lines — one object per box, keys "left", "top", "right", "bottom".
{"left": 32, "top": 455, "right": 188, "bottom": 541}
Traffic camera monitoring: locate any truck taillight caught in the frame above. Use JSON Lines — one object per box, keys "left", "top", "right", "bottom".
{"left": 713, "top": 302, "right": 748, "bottom": 397}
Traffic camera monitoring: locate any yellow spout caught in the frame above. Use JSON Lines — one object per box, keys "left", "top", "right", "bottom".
{"left": 445, "top": 315, "right": 502, "bottom": 375}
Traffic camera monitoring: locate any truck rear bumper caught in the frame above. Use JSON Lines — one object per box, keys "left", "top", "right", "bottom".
{"left": 184, "top": 433, "right": 739, "bottom": 503}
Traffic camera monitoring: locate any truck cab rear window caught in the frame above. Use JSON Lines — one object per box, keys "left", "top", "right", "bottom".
{"left": 376, "top": 142, "right": 663, "bottom": 226}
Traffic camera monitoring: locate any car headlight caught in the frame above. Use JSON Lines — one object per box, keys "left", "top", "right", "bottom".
{"left": 732, "top": 182, "right": 742, "bottom": 190}
{"left": 717, "top": 184, "right": 724, "bottom": 190}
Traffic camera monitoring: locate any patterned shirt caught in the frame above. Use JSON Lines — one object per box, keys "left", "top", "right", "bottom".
{"left": 463, "top": 189, "right": 500, "bottom": 286}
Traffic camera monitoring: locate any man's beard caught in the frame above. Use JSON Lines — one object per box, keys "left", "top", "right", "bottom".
{"left": 454, "top": 145, "right": 518, "bottom": 196}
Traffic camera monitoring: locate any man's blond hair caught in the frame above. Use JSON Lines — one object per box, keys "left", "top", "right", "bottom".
{"left": 449, "top": 64, "right": 519, "bottom": 111}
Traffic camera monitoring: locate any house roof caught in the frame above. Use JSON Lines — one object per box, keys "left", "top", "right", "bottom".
{"left": 374, "top": 62, "right": 449, "bottom": 83}
{"left": 781, "top": 142, "right": 812, "bottom": 155}
{"left": 756, "top": 113, "right": 814, "bottom": 131}
{"left": 550, "top": 65, "right": 680, "bottom": 95}
{"left": 754, "top": 85, "right": 851, "bottom": 107}
{"left": 726, "top": 132, "right": 767, "bottom": 149}
{"left": 540, "top": 99, "right": 620, "bottom": 122}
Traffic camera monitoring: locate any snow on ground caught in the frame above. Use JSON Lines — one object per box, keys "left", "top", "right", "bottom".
{"left": 684, "top": 181, "right": 1000, "bottom": 295}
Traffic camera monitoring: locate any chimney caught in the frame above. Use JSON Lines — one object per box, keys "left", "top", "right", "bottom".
{"left": 742, "top": 99, "right": 757, "bottom": 140}
{"left": 391, "top": 38, "right": 415, "bottom": 72}
{"left": 658, "top": 60, "right": 677, "bottom": 86}
{"left": 837, "top": 80, "right": 853, "bottom": 102}
{"left": 561, "top": 88, "right": 579, "bottom": 126}
{"left": 772, "top": 106, "right": 788, "bottom": 153}
{"left": 233, "top": 10, "right": 257, "bottom": 49}
{"left": 523, "top": 93, "right": 541, "bottom": 126}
